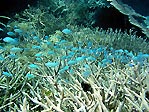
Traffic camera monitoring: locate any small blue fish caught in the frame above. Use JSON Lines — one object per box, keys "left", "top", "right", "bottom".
{"left": 2, "top": 71, "right": 13, "bottom": 77}
{"left": 32, "top": 45, "right": 42, "bottom": 50}
{"left": 48, "top": 51, "right": 55, "bottom": 55}
{"left": 68, "top": 60, "right": 77, "bottom": 65}
{"left": 45, "top": 62, "right": 59, "bottom": 67}
{"left": 44, "top": 36, "right": 49, "bottom": 40}
{"left": 10, "top": 47, "right": 23, "bottom": 53}
{"left": 33, "top": 36, "right": 41, "bottom": 42}
{"left": 62, "top": 28, "right": 72, "bottom": 34}
{"left": 83, "top": 71, "right": 91, "bottom": 78}
{"left": 36, "top": 57, "right": 42, "bottom": 61}
{"left": 7, "top": 31, "right": 15, "bottom": 36}
{"left": 26, "top": 73, "right": 35, "bottom": 79}
{"left": 76, "top": 56, "right": 85, "bottom": 62}
{"left": 28, "top": 64, "right": 39, "bottom": 69}
{"left": 3, "top": 37, "right": 17, "bottom": 44}
{"left": 8, "top": 54, "right": 18, "bottom": 59}
{"left": 87, "top": 56, "right": 96, "bottom": 61}
{"left": 14, "top": 29, "right": 23, "bottom": 33}
{"left": 35, "top": 53, "right": 43, "bottom": 57}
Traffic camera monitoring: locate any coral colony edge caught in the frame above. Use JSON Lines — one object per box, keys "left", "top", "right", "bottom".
{"left": 0, "top": 0, "right": 149, "bottom": 112}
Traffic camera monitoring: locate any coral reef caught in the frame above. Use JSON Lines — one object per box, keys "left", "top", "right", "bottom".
{"left": 0, "top": 0, "right": 149, "bottom": 111}
{"left": 0, "top": 24, "right": 149, "bottom": 111}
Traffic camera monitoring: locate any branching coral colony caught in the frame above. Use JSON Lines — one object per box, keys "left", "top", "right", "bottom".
{"left": 0, "top": 1, "right": 149, "bottom": 112}
{"left": 0, "top": 24, "right": 149, "bottom": 112}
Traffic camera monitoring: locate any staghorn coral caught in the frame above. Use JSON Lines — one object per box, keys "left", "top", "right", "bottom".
{"left": 0, "top": 0, "right": 149, "bottom": 111}
{"left": 0, "top": 23, "right": 149, "bottom": 111}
